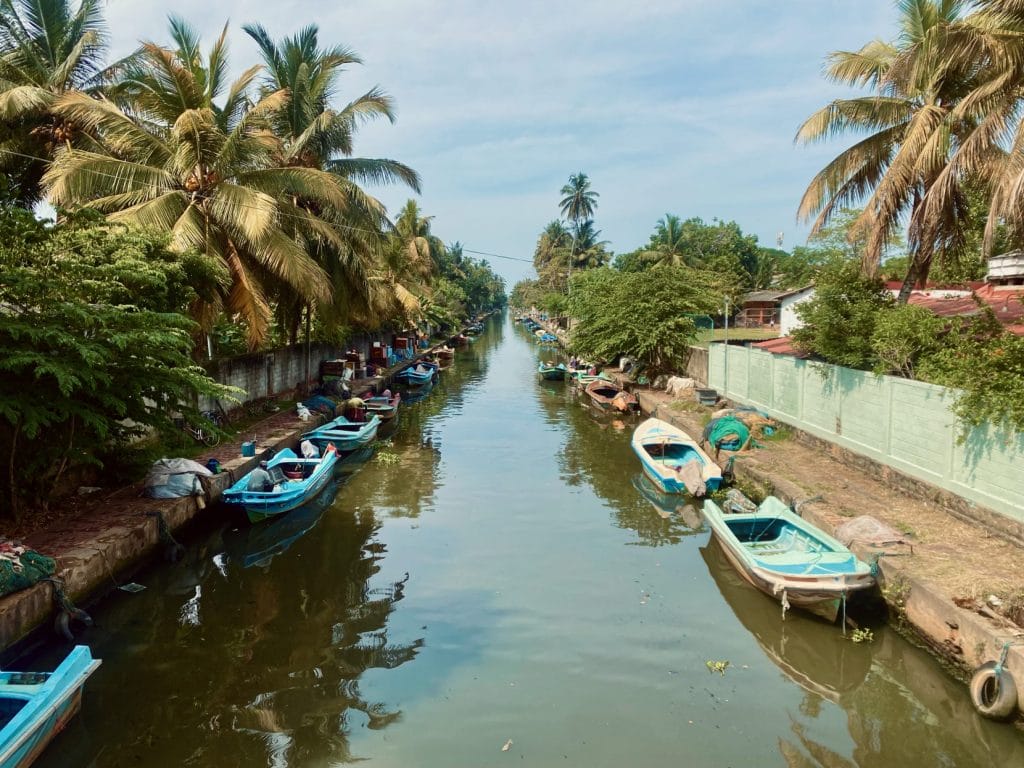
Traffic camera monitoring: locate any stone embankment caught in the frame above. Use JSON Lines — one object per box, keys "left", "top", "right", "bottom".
{"left": 631, "top": 382, "right": 1024, "bottom": 721}
{"left": 0, "top": 339, "right": 459, "bottom": 658}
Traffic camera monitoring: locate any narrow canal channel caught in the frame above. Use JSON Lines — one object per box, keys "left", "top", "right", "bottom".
{"left": 24, "top": 314, "right": 1024, "bottom": 767}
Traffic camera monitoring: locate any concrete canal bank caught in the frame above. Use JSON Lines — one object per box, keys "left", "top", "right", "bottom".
{"left": 633, "top": 386, "right": 1024, "bottom": 721}
{"left": 0, "top": 340, "right": 458, "bottom": 659}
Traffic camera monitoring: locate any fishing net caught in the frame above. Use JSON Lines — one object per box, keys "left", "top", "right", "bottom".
{"left": 0, "top": 547, "right": 56, "bottom": 598}
{"left": 703, "top": 415, "right": 751, "bottom": 452}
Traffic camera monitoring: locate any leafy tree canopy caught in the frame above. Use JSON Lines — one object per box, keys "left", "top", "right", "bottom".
{"left": 0, "top": 209, "right": 234, "bottom": 518}
{"left": 566, "top": 265, "right": 726, "bottom": 376}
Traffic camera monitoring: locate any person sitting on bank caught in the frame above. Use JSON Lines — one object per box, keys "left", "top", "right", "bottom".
{"left": 247, "top": 460, "right": 275, "bottom": 492}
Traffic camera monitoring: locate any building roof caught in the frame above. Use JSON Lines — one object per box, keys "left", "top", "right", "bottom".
{"left": 742, "top": 286, "right": 814, "bottom": 304}
{"left": 752, "top": 336, "right": 808, "bottom": 357}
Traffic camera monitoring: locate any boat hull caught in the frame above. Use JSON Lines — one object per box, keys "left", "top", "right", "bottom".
{"left": 702, "top": 497, "right": 875, "bottom": 620}
{"left": 631, "top": 418, "right": 723, "bottom": 496}
{"left": 0, "top": 647, "right": 100, "bottom": 768}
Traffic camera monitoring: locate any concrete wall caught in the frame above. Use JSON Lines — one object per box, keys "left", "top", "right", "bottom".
{"left": 708, "top": 344, "right": 1024, "bottom": 525}
{"left": 685, "top": 346, "right": 709, "bottom": 384}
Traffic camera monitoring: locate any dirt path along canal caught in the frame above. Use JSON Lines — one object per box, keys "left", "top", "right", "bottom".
{"left": 18, "top": 314, "right": 1024, "bottom": 767}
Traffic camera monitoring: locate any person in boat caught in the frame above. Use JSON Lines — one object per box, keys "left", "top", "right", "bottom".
{"left": 300, "top": 439, "right": 319, "bottom": 459}
{"left": 247, "top": 460, "right": 274, "bottom": 492}
{"left": 569, "top": 356, "right": 579, "bottom": 370}
{"left": 382, "top": 388, "right": 392, "bottom": 398}
{"left": 587, "top": 365, "right": 598, "bottom": 376}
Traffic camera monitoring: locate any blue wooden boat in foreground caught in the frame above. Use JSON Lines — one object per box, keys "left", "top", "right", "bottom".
{"left": 224, "top": 447, "right": 339, "bottom": 524}
{"left": 631, "top": 418, "right": 722, "bottom": 496}
{"left": 538, "top": 362, "right": 567, "bottom": 381}
{"left": 702, "top": 495, "right": 874, "bottom": 620}
{"left": 303, "top": 414, "right": 381, "bottom": 453}
{"left": 0, "top": 646, "right": 100, "bottom": 768}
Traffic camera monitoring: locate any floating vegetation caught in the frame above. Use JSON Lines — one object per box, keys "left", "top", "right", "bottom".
{"left": 850, "top": 628, "right": 874, "bottom": 644}
{"left": 376, "top": 451, "right": 402, "bottom": 467}
{"left": 705, "top": 660, "right": 731, "bottom": 675}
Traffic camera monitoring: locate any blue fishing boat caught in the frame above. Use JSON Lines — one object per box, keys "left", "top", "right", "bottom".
{"left": 302, "top": 414, "right": 381, "bottom": 453}
{"left": 394, "top": 362, "right": 436, "bottom": 387}
{"left": 0, "top": 645, "right": 101, "bottom": 768}
{"left": 631, "top": 418, "right": 722, "bottom": 496}
{"left": 537, "top": 333, "right": 559, "bottom": 344}
{"left": 538, "top": 362, "right": 567, "bottom": 381}
{"left": 702, "top": 495, "right": 875, "bottom": 620}
{"left": 224, "top": 447, "right": 340, "bottom": 524}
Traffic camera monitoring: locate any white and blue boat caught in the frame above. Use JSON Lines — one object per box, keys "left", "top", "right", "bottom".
{"left": 394, "top": 362, "right": 436, "bottom": 387}
{"left": 0, "top": 646, "right": 101, "bottom": 768}
{"left": 302, "top": 414, "right": 381, "bottom": 453}
{"left": 538, "top": 362, "right": 567, "bottom": 381}
{"left": 702, "top": 495, "right": 875, "bottom": 620}
{"left": 223, "top": 447, "right": 339, "bottom": 524}
{"left": 631, "top": 418, "right": 722, "bottom": 496}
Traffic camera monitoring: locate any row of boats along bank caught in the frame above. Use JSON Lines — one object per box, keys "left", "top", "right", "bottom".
{"left": 520, "top": 314, "right": 876, "bottom": 627}
{"left": 0, "top": 322, "right": 487, "bottom": 767}
{"left": 522, "top": 311, "right": 1024, "bottom": 724}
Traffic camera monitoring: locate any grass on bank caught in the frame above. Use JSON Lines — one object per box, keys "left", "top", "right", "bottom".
{"left": 693, "top": 328, "right": 780, "bottom": 348}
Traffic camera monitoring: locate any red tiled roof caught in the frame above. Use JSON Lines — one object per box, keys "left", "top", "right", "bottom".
{"left": 752, "top": 336, "right": 808, "bottom": 357}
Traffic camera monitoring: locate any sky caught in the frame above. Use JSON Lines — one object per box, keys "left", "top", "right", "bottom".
{"left": 102, "top": 0, "right": 899, "bottom": 284}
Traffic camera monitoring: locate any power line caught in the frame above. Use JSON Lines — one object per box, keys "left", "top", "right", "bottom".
{"left": 0, "top": 147, "right": 535, "bottom": 265}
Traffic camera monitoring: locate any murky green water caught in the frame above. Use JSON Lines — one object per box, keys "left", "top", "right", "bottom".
{"left": 21, "top": 315, "right": 1024, "bottom": 767}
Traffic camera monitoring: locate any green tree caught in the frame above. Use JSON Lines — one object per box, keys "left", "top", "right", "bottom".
{"left": 43, "top": 18, "right": 351, "bottom": 348}
{"left": 792, "top": 260, "right": 894, "bottom": 368}
{"left": 559, "top": 171, "right": 599, "bottom": 234}
{"left": 0, "top": 0, "right": 111, "bottom": 206}
{"left": 797, "top": 0, "right": 981, "bottom": 299}
{"left": 871, "top": 303, "right": 945, "bottom": 377}
{"left": 566, "top": 265, "right": 725, "bottom": 376}
{"left": 243, "top": 23, "right": 420, "bottom": 336}
{"left": 0, "top": 209, "right": 232, "bottom": 519}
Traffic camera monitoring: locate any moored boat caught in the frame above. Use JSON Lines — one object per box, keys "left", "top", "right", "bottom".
{"left": 393, "top": 363, "right": 436, "bottom": 387}
{"left": 434, "top": 346, "right": 455, "bottom": 360}
{"left": 224, "top": 447, "right": 340, "bottom": 523}
{"left": 303, "top": 414, "right": 381, "bottom": 453}
{"left": 701, "top": 495, "right": 875, "bottom": 620}
{"left": 538, "top": 362, "right": 567, "bottom": 381}
{"left": 452, "top": 334, "right": 469, "bottom": 348}
{"left": 0, "top": 646, "right": 101, "bottom": 768}
{"left": 361, "top": 391, "right": 401, "bottom": 421}
{"left": 584, "top": 380, "right": 639, "bottom": 412}
{"left": 631, "top": 417, "right": 722, "bottom": 496}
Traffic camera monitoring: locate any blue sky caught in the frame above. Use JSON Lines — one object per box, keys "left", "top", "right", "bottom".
{"left": 104, "top": 0, "right": 899, "bottom": 283}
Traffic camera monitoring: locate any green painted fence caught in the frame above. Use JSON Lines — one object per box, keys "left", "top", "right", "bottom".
{"left": 708, "top": 344, "right": 1024, "bottom": 524}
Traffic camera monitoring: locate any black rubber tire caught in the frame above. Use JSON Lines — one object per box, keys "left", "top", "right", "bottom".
{"left": 969, "top": 661, "right": 1019, "bottom": 720}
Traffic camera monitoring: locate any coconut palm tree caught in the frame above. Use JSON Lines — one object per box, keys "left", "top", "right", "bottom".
{"left": 242, "top": 23, "right": 421, "bottom": 335}
{"left": 644, "top": 213, "right": 688, "bottom": 267}
{"left": 44, "top": 18, "right": 348, "bottom": 347}
{"left": 0, "top": 0, "right": 108, "bottom": 205}
{"left": 796, "top": 0, "right": 981, "bottom": 300}
{"left": 571, "top": 219, "right": 611, "bottom": 269}
{"left": 559, "top": 171, "right": 598, "bottom": 233}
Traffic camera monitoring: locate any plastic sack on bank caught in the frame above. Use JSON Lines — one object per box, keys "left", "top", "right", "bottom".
{"left": 144, "top": 458, "right": 212, "bottom": 499}
{"left": 835, "top": 515, "right": 908, "bottom": 549}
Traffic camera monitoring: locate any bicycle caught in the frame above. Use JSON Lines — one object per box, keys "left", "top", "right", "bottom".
{"left": 179, "top": 411, "right": 222, "bottom": 447}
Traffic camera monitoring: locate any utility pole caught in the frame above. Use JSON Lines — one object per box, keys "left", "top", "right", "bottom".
{"left": 723, "top": 297, "right": 730, "bottom": 394}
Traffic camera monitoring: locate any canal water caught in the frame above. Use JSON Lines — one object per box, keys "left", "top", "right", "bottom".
{"left": 23, "top": 314, "right": 1024, "bottom": 767}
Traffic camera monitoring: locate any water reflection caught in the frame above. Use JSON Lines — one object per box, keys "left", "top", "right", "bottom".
{"left": 702, "top": 539, "right": 1024, "bottom": 767}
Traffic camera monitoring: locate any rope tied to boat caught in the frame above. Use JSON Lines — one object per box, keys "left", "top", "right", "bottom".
{"left": 994, "top": 638, "right": 1024, "bottom": 679}
{"left": 41, "top": 576, "right": 93, "bottom": 640}
{"left": 146, "top": 509, "right": 185, "bottom": 563}
{"left": 869, "top": 551, "right": 912, "bottom": 577}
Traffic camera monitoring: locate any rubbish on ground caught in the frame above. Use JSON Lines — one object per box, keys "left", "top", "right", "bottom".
{"left": 501, "top": 739, "right": 513, "bottom": 752}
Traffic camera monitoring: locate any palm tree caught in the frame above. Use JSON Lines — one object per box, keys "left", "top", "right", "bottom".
{"left": 0, "top": 0, "right": 108, "bottom": 206}
{"left": 44, "top": 18, "right": 347, "bottom": 347}
{"left": 559, "top": 172, "right": 599, "bottom": 288}
{"left": 571, "top": 219, "right": 611, "bottom": 269}
{"left": 796, "top": 0, "right": 980, "bottom": 300}
{"left": 380, "top": 199, "right": 444, "bottom": 323}
{"left": 533, "top": 219, "right": 572, "bottom": 291}
{"left": 242, "top": 23, "right": 421, "bottom": 335}
{"left": 644, "top": 213, "right": 688, "bottom": 267}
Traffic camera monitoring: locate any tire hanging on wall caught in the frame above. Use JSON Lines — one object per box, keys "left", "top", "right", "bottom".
{"left": 969, "top": 661, "right": 1019, "bottom": 720}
